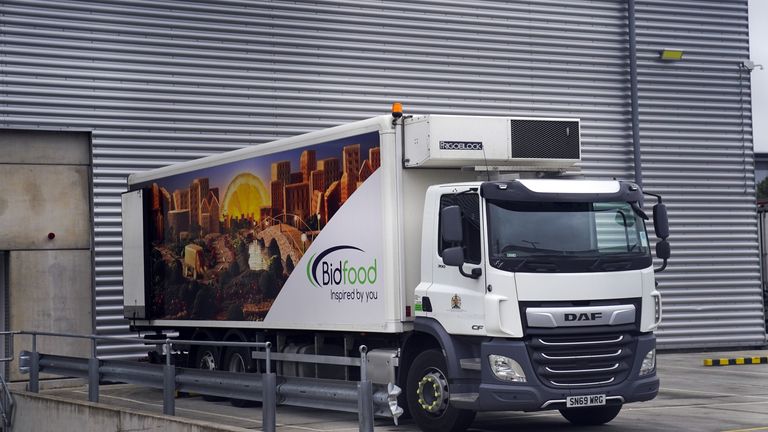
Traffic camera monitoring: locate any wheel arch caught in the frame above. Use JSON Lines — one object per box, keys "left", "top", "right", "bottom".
{"left": 223, "top": 329, "right": 248, "bottom": 342}
{"left": 404, "top": 317, "right": 479, "bottom": 384}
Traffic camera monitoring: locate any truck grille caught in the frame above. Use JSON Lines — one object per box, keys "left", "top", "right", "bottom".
{"left": 527, "top": 332, "right": 636, "bottom": 388}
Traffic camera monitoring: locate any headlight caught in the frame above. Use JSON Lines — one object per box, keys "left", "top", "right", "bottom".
{"left": 488, "top": 355, "right": 527, "bottom": 382}
{"left": 653, "top": 294, "right": 662, "bottom": 324}
{"left": 639, "top": 349, "right": 656, "bottom": 376}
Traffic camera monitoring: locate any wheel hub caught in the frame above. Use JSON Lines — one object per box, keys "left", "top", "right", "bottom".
{"left": 416, "top": 370, "right": 449, "bottom": 415}
{"left": 200, "top": 351, "right": 217, "bottom": 370}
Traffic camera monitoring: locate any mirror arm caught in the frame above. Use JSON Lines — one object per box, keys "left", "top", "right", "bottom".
{"left": 654, "top": 258, "right": 668, "bottom": 273}
{"left": 643, "top": 191, "right": 662, "bottom": 204}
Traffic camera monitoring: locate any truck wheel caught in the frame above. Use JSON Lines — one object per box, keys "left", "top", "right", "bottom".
{"left": 225, "top": 347, "right": 258, "bottom": 407}
{"left": 195, "top": 346, "right": 226, "bottom": 402}
{"left": 559, "top": 404, "right": 622, "bottom": 426}
{"left": 406, "top": 349, "right": 476, "bottom": 432}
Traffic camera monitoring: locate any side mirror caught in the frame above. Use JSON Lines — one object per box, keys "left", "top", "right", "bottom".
{"left": 440, "top": 206, "right": 463, "bottom": 243}
{"left": 652, "top": 203, "right": 669, "bottom": 239}
{"left": 655, "top": 239, "right": 670, "bottom": 260}
{"left": 654, "top": 239, "right": 670, "bottom": 273}
{"left": 443, "top": 246, "right": 464, "bottom": 267}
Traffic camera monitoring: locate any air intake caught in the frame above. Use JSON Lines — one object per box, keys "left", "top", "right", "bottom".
{"left": 510, "top": 119, "right": 580, "bottom": 160}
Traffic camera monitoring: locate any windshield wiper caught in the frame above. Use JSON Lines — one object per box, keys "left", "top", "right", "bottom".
{"left": 589, "top": 255, "right": 634, "bottom": 272}
{"left": 630, "top": 201, "right": 649, "bottom": 220}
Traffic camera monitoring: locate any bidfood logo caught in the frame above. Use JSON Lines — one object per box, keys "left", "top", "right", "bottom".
{"left": 306, "top": 245, "right": 377, "bottom": 287}
{"left": 306, "top": 245, "right": 380, "bottom": 303}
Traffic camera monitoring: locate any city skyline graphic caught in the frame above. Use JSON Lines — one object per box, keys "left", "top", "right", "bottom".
{"left": 145, "top": 131, "right": 381, "bottom": 322}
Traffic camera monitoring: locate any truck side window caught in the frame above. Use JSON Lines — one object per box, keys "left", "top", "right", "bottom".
{"left": 438, "top": 193, "right": 481, "bottom": 264}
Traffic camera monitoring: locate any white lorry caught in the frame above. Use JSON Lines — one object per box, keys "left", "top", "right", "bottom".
{"left": 122, "top": 108, "right": 669, "bottom": 431}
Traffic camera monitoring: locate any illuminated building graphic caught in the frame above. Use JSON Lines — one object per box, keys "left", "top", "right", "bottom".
{"left": 208, "top": 192, "right": 221, "bottom": 234}
{"left": 310, "top": 169, "right": 325, "bottom": 192}
{"left": 173, "top": 189, "right": 189, "bottom": 211}
{"left": 285, "top": 182, "right": 311, "bottom": 222}
{"left": 300, "top": 150, "right": 317, "bottom": 182}
{"left": 271, "top": 160, "right": 290, "bottom": 183}
{"left": 340, "top": 144, "right": 360, "bottom": 203}
{"left": 167, "top": 209, "right": 190, "bottom": 241}
{"left": 318, "top": 158, "right": 340, "bottom": 185}
{"left": 323, "top": 180, "right": 341, "bottom": 225}
{"left": 270, "top": 180, "right": 285, "bottom": 220}
{"left": 190, "top": 178, "right": 209, "bottom": 230}
{"left": 369, "top": 147, "right": 380, "bottom": 170}
{"left": 358, "top": 159, "right": 373, "bottom": 184}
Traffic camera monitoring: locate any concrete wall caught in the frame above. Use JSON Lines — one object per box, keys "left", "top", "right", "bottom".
{"left": 11, "top": 390, "right": 248, "bottom": 432}
{"left": 0, "top": 130, "right": 93, "bottom": 381}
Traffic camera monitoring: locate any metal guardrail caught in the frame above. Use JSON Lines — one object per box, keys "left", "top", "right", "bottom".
{"left": 0, "top": 331, "right": 18, "bottom": 431}
{"left": 9, "top": 330, "right": 400, "bottom": 432}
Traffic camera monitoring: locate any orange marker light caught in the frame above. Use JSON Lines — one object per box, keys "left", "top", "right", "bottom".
{"left": 391, "top": 102, "right": 403, "bottom": 119}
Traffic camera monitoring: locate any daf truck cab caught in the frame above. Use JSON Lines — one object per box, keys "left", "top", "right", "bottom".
{"left": 408, "top": 178, "right": 667, "bottom": 431}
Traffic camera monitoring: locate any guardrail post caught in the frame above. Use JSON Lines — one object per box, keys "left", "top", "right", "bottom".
{"left": 88, "top": 337, "right": 99, "bottom": 402}
{"left": 163, "top": 339, "right": 175, "bottom": 416}
{"left": 29, "top": 334, "right": 39, "bottom": 393}
{"left": 262, "top": 342, "right": 276, "bottom": 432}
{"left": 358, "top": 345, "right": 373, "bottom": 432}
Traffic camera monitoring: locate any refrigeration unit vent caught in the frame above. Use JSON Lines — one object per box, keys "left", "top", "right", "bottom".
{"left": 510, "top": 119, "right": 581, "bottom": 160}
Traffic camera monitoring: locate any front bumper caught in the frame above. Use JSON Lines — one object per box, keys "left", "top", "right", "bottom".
{"left": 451, "top": 333, "right": 659, "bottom": 412}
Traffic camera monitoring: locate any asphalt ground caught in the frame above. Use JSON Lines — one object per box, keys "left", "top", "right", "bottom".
{"left": 41, "top": 349, "right": 768, "bottom": 432}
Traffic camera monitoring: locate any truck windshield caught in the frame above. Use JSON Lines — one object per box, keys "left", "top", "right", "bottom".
{"left": 487, "top": 200, "right": 652, "bottom": 273}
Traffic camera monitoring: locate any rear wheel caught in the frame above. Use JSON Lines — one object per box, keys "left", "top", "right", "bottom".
{"left": 195, "top": 345, "right": 226, "bottom": 402}
{"left": 225, "top": 347, "right": 259, "bottom": 407}
{"left": 559, "top": 404, "right": 622, "bottom": 425}
{"left": 406, "top": 349, "right": 476, "bottom": 432}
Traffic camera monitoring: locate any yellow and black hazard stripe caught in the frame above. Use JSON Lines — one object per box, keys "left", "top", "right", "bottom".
{"left": 703, "top": 357, "right": 768, "bottom": 366}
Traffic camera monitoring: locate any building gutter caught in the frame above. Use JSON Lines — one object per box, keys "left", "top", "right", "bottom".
{"left": 628, "top": 0, "right": 642, "bottom": 188}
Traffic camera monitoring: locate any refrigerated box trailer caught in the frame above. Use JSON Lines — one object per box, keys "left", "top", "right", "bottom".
{"left": 122, "top": 109, "right": 670, "bottom": 432}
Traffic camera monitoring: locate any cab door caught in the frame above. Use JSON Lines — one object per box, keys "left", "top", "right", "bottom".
{"left": 427, "top": 188, "right": 487, "bottom": 336}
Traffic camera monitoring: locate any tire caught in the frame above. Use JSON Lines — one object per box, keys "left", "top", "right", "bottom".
{"left": 406, "top": 349, "right": 476, "bottom": 432}
{"left": 559, "top": 404, "right": 622, "bottom": 426}
{"left": 195, "top": 345, "right": 226, "bottom": 402}
{"left": 225, "top": 347, "right": 259, "bottom": 407}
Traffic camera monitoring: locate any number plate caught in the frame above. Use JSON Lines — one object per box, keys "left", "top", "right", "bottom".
{"left": 566, "top": 394, "right": 606, "bottom": 408}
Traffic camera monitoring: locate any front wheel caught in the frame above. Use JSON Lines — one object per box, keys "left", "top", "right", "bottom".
{"left": 406, "top": 349, "right": 476, "bottom": 432}
{"left": 559, "top": 404, "right": 622, "bottom": 425}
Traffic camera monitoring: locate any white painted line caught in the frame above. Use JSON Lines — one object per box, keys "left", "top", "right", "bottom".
{"left": 662, "top": 364, "right": 768, "bottom": 376}
{"left": 660, "top": 387, "right": 768, "bottom": 400}
{"left": 625, "top": 399, "right": 768, "bottom": 412}
{"left": 720, "top": 427, "right": 768, "bottom": 432}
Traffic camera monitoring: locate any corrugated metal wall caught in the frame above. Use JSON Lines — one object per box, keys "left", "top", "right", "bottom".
{"left": 0, "top": 0, "right": 762, "bottom": 355}
{"left": 636, "top": 0, "right": 764, "bottom": 348}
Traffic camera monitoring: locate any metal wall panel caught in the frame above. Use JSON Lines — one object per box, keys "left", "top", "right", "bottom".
{"left": 0, "top": 0, "right": 761, "bottom": 355}
{"left": 636, "top": 0, "right": 764, "bottom": 348}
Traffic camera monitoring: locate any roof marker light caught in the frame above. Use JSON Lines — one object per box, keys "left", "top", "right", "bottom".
{"left": 391, "top": 102, "right": 403, "bottom": 119}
